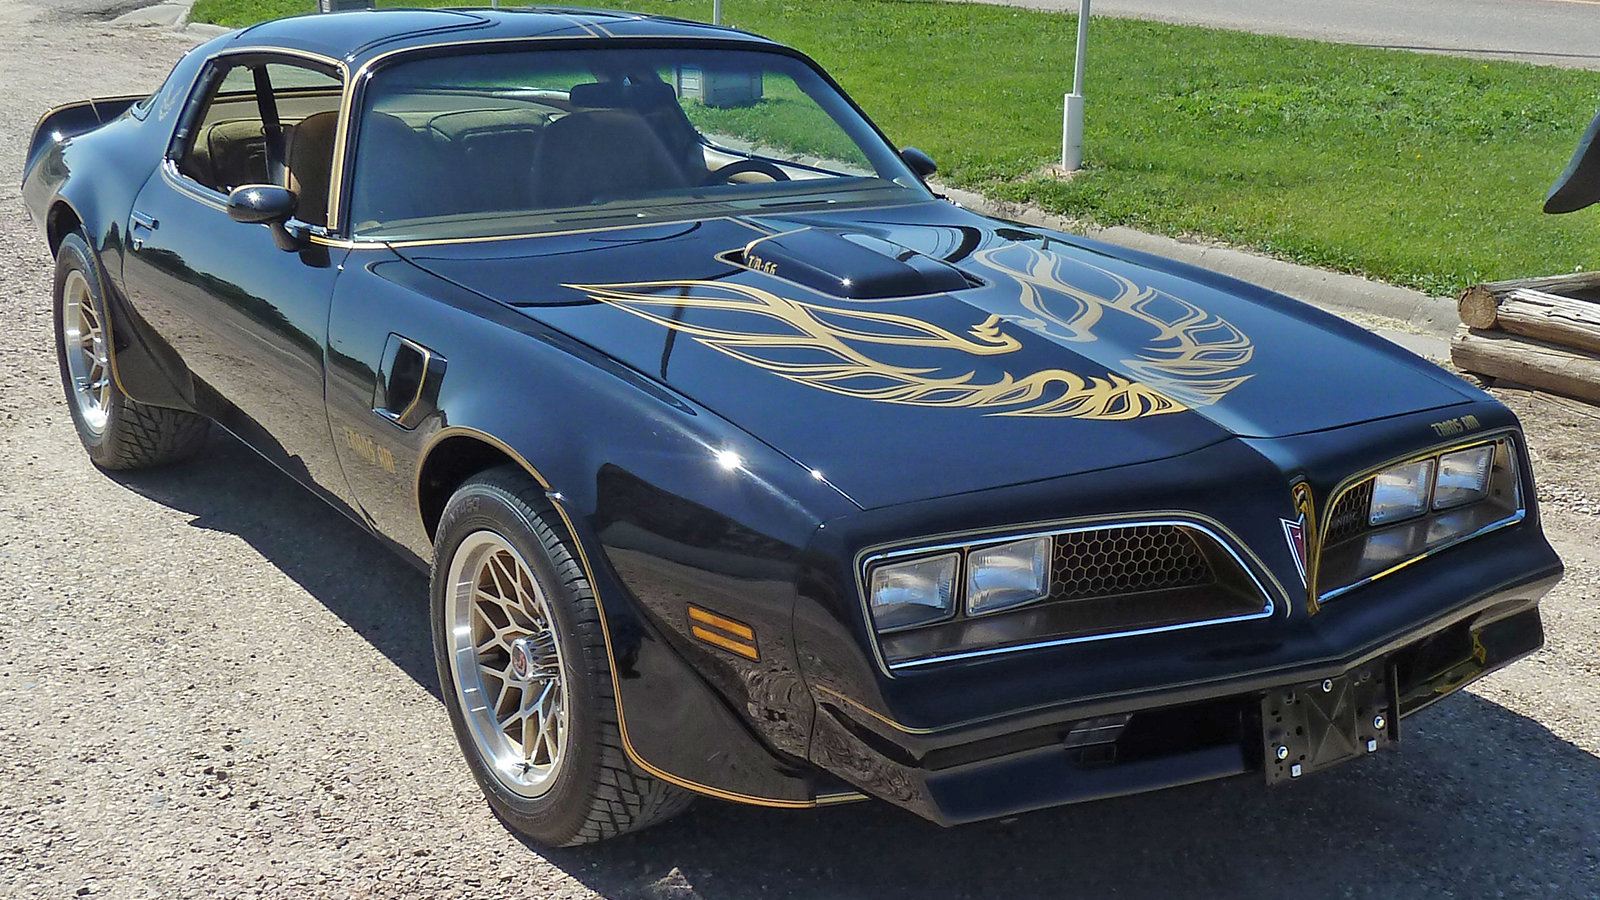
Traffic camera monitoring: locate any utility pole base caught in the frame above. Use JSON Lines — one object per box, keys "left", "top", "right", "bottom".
{"left": 1062, "top": 93, "right": 1085, "bottom": 171}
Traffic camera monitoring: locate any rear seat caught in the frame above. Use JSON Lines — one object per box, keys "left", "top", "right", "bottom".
{"left": 422, "top": 107, "right": 551, "bottom": 215}
{"left": 184, "top": 119, "right": 269, "bottom": 191}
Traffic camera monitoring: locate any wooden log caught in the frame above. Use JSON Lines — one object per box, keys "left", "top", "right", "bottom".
{"left": 1492, "top": 288, "right": 1600, "bottom": 356}
{"left": 1456, "top": 270, "right": 1600, "bottom": 330}
{"left": 1457, "top": 284, "right": 1500, "bottom": 329}
{"left": 1451, "top": 325, "right": 1600, "bottom": 406}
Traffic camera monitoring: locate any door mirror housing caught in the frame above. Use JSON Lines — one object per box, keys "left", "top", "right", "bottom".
{"left": 227, "top": 184, "right": 298, "bottom": 224}
{"left": 1546, "top": 105, "right": 1600, "bottom": 214}
{"left": 900, "top": 147, "right": 937, "bottom": 181}
{"left": 227, "top": 184, "right": 311, "bottom": 251}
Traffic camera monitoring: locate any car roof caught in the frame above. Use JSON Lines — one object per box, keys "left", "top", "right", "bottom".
{"left": 222, "top": 6, "right": 780, "bottom": 71}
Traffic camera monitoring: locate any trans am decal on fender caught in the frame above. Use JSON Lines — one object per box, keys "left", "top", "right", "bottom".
{"left": 569, "top": 244, "right": 1255, "bottom": 420}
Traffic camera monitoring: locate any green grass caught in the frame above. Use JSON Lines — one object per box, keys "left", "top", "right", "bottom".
{"left": 189, "top": 0, "right": 1600, "bottom": 295}
{"left": 683, "top": 75, "right": 871, "bottom": 168}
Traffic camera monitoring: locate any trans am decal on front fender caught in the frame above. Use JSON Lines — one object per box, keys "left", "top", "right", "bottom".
{"left": 567, "top": 245, "right": 1254, "bottom": 420}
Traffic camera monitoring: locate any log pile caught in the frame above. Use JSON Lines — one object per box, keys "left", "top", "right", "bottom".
{"left": 1450, "top": 272, "right": 1600, "bottom": 403}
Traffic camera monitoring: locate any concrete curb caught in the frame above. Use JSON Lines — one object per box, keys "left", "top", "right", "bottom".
{"left": 937, "top": 184, "right": 1460, "bottom": 339}
{"left": 112, "top": 0, "right": 231, "bottom": 39}
{"left": 184, "top": 22, "right": 233, "bottom": 37}
{"left": 111, "top": 2, "right": 188, "bottom": 26}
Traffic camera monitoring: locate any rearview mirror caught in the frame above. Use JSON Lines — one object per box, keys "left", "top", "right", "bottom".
{"left": 1546, "top": 106, "right": 1600, "bottom": 214}
{"left": 900, "top": 147, "right": 937, "bottom": 181}
{"left": 227, "top": 185, "right": 297, "bottom": 224}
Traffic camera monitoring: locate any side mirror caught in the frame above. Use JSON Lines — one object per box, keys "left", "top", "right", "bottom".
{"left": 227, "top": 184, "right": 310, "bottom": 251}
{"left": 226, "top": 184, "right": 297, "bottom": 224}
{"left": 900, "top": 146, "right": 937, "bottom": 181}
{"left": 1546, "top": 106, "right": 1600, "bottom": 214}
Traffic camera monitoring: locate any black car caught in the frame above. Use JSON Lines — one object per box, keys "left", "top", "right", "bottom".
{"left": 22, "top": 7, "right": 1563, "bottom": 847}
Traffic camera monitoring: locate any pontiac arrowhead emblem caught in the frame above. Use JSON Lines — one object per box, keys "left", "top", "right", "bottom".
{"left": 1282, "top": 515, "right": 1308, "bottom": 586}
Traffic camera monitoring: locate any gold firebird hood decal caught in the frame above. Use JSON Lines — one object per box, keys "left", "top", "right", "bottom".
{"left": 566, "top": 243, "right": 1254, "bottom": 420}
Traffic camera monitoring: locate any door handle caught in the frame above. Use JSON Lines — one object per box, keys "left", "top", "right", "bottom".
{"left": 129, "top": 210, "right": 158, "bottom": 250}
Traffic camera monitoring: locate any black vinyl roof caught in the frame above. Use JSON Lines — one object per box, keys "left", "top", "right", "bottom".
{"left": 223, "top": 6, "right": 778, "bottom": 69}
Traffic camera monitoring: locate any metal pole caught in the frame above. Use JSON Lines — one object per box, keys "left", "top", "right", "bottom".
{"left": 713, "top": 0, "right": 722, "bottom": 25}
{"left": 1062, "top": 0, "right": 1090, "bottom": 171}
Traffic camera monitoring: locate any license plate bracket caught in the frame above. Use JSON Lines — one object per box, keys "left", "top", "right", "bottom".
{"left": 1263, "top": 663, "right": 1396, "bottom": 785}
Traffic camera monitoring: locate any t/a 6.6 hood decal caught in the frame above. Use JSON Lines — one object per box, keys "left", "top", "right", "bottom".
{"left": 566, "top": 242, "right": 1254, "bottom": 421}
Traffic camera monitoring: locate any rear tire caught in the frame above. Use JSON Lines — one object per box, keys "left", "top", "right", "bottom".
{"left": 431, "top": 465, "right": 692, "bottom": 846}
{"left": 53, "top": 230, "right": 209, "bottom": 470}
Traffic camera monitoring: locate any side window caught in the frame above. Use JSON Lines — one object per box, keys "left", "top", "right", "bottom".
{"left": 175, "top": 60, "right": 344, "bottom": 226}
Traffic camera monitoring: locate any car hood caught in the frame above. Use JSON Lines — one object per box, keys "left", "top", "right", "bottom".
{"left": 395, "top": 201, "right": 1477, "bottom": 509}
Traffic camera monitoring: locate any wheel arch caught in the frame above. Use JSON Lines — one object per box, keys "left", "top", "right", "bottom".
{"left": 47, "top": 200, "right": 83, "bottom": 256}
{"left": 416, "top": 429, "right": 534, "bottom": 543}
{"left": 413, "top": 424, "right": 862, "bottom": 810}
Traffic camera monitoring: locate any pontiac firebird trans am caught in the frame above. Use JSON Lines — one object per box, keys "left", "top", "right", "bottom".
{"left": 23, "top": 7, "right": 1565, "bottom": 846}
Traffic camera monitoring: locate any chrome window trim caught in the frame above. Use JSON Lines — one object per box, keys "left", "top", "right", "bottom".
{"left": 160, "top": 157, "right": 228, "bottom": 211}
{"left": 167, "top": 46, "right": 352, "bottom": 231}
{"left": 857, "top": 516, "right": 1277, "bottom": 674}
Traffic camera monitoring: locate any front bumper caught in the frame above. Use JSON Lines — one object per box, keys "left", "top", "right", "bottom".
{"left": 806, "top": 566, "right": 1557, "bottom": 826}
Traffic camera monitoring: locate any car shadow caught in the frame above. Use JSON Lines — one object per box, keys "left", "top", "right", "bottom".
{"left": 110, "top": 431, "right": 1600, "bottom": 900}
{"left": 109, "top": 429, "right": 440, "bottom": 700}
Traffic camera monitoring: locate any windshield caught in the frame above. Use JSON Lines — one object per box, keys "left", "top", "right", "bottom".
{"left": 348, "top": 45, "right": 928, "bottom": 240}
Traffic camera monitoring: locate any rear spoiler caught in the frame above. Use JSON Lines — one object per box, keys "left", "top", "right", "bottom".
{"left": 1546, "top": 105, "right": 1600, "bottom": 214}
{"left": 24, "top": 94, "right": 148, "bottom": 181}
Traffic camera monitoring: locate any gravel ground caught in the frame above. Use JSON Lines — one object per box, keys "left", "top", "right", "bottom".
{"left": 0, "top": 3, "right": 1596, "bottom": 898}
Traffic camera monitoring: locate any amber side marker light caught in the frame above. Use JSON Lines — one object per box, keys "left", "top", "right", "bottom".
{"left": 688, "top": 606, "right": 759, "bottom": 660}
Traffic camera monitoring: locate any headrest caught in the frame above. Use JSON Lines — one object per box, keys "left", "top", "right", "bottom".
{"left": 568, "top": 80, "right": 677, "bottom": 111}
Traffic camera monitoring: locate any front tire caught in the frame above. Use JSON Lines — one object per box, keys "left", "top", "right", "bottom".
{"left": 53, "top": 230, "right": 209, "bottom": 470}
{"left": 431, "top": 466, "right": 692, "bottom": 846}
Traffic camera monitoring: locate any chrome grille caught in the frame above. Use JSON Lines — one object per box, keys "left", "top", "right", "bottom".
{"left": 1052, "top": 524, "right": 1214, "bottom": 601}
{"left": 1325, "top": 479, "right": 1374, "bottom": 546}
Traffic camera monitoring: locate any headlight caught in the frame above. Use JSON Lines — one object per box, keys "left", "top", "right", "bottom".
{"left": 1319, "top": 435, "right": 1526, "bottom": 602}
{"left": 966, "top": 536, "right": 1052, "bottom": 615}
{"left": 1433, "top": 444, "right": 1494, "bottom": 510}
{"left": 1369, "top": 458, "right": 1435, "bottom": 526}
{"left": 867, "top": 553, "right": 958, "bottom": 632}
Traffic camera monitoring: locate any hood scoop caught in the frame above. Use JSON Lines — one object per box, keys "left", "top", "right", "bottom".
{"left": 735, "top": 228, "right": 974, "bottom": 299}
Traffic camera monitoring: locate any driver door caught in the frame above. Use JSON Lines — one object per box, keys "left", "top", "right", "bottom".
{"left": 120, "top": 53, "right": 357, "bottom": 507}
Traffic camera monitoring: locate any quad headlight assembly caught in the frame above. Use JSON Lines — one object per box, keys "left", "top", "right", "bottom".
{"left": 862, "top": 522, "right": 1273, "bottom": 669}
{"left": 1320, "top": 435, "right": 1525, "bottom": 600}
{"left": 867, "top": 535, "right": 1053, "bottom": 632}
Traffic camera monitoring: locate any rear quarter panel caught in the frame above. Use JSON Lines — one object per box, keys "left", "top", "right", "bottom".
{"left": 21, "top": 42, "right": 220, "bottom": 409}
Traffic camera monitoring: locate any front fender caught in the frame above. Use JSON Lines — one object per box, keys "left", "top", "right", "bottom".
{"left": 328, "top": 250, "right": 864, "bottom": 806}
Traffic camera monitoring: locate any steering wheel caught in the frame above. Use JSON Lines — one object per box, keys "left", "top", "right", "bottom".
{"left": 702, "top": 159, "right": 791, "bottom": 185}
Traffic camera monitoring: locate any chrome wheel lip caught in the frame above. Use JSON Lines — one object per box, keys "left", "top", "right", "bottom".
{"left": 60, "top": 269, "right": 110, "bottom": 435}
{"left": 445, "top": 530, "right": 571, "bottom": 798}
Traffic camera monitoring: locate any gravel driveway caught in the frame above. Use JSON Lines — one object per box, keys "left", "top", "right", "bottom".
{"left": 0, "top": 3, "right": 1596, "bottom": 898}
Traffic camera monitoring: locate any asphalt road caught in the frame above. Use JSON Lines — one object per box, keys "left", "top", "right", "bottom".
{"left": 0, "top": 3, "right": 1597, "bottom": 899}
{"left": 973, "top": 0, "right": 1600, "bottom": 70}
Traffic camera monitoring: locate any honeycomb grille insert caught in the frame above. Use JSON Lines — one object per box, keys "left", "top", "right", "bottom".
{"left": 1325, "top": 480, "right": 1375, "bottom": 546}
{"left": 1051, "top": 524, "right": 1214, "bottom": 601}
